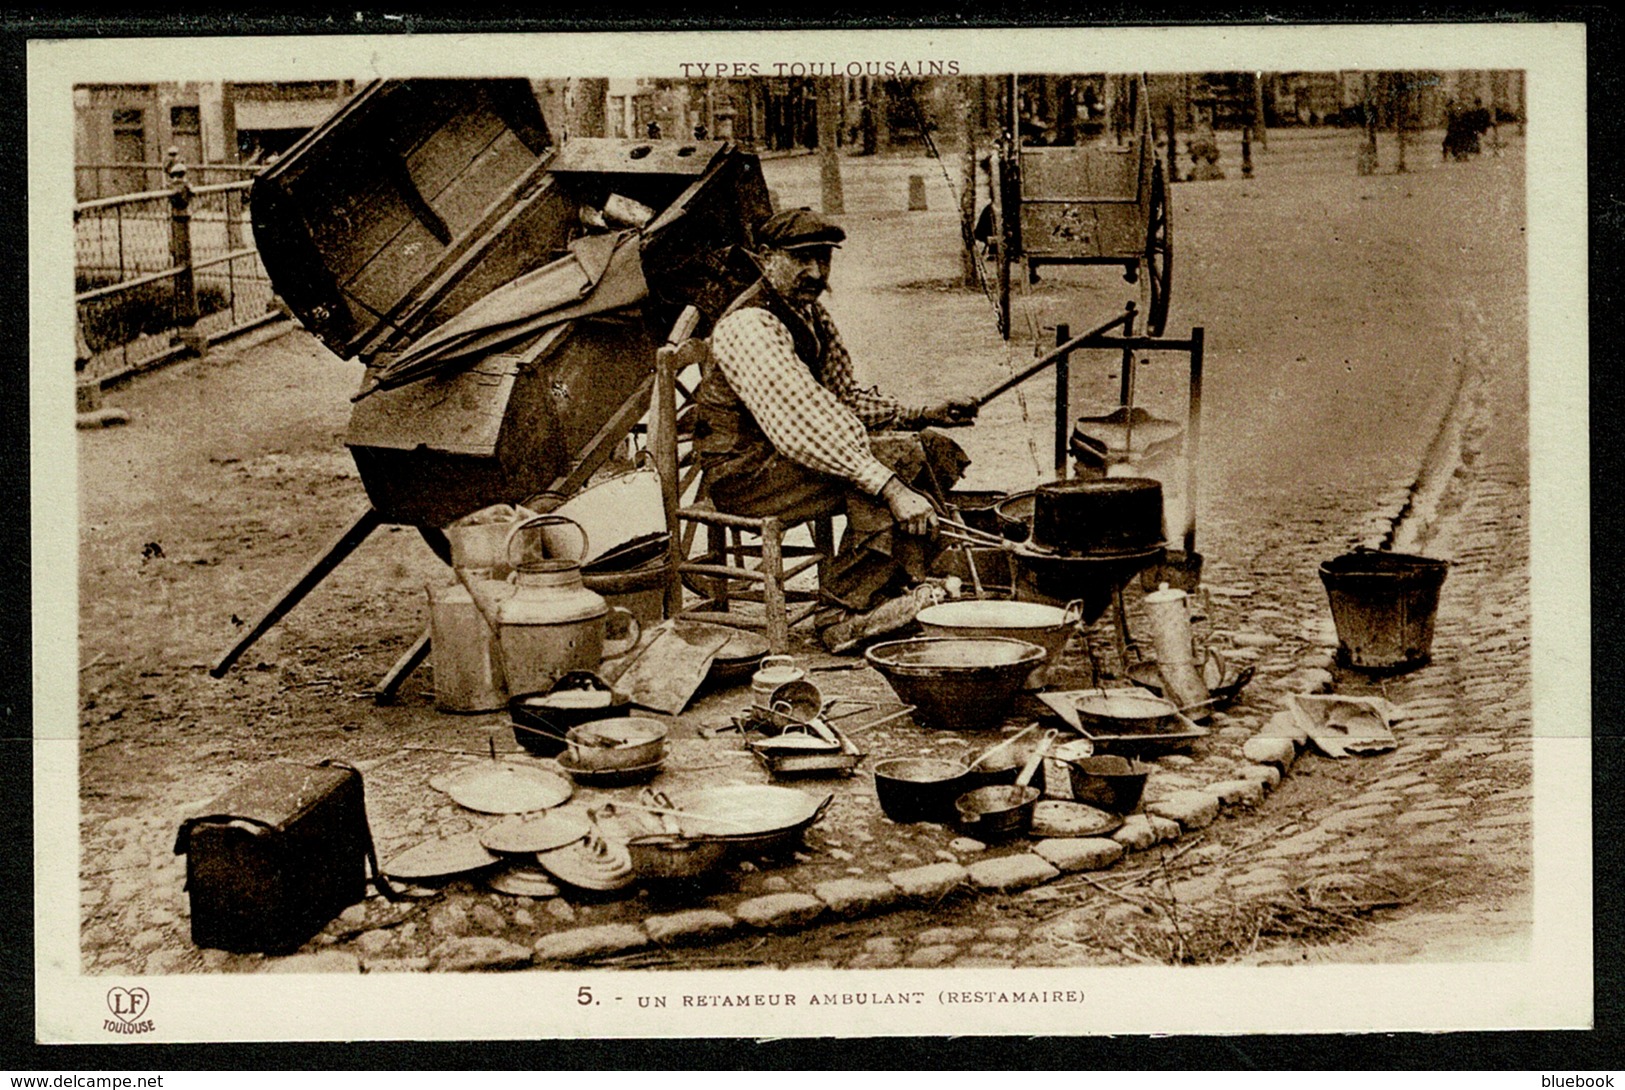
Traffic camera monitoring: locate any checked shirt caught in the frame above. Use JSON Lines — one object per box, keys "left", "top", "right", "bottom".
{"left": 709, "top": 298, "right": 921, "bottom": 496}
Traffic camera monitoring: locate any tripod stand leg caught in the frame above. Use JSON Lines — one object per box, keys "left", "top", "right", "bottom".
{"left": 210, "top": 506, "right": 385, "bottom": 678}
{"left": 373, "top": 629, "right": 432, "bottom": 705}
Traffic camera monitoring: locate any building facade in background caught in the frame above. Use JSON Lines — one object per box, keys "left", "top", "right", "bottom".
{"left": 73, "top": 71, "right": 1526, "bottom": 201}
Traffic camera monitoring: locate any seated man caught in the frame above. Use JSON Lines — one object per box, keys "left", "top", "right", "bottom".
{"left": 693, "top": 207, "right": 980, "bottom": 651}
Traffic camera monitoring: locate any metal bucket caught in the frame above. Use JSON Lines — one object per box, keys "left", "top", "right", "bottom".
{"left": 1319, "top": 549, "right": 1449, "bottom": 674}
{"left": 583, "top": 553, "right": 671, "bottom": 630}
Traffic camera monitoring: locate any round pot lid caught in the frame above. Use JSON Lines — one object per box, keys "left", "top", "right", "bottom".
{"left": 436, "top": 761, "right": 574, "bottom": 814}
{"left": 480, "top": 811, "right": 593, "bottom": 854}
{"left": 1030, "top": 800, "right": 1123, "bottom": 838}
{"left": 535, "top": 835, "right": 634, "bottom": 892}
{"left": 384, "top": 831, "right": 502, "bottom": 880}
{"left": 486, "top": 865, "right": 562, "bottom": 898}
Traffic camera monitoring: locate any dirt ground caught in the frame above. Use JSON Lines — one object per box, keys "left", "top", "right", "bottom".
{"left": 72, "top": 127, "right": 1535, "bottom": 975}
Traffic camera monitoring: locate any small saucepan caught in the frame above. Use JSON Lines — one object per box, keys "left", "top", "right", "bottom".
{"left": 954, "top": 728, "right": 1056, "bottom": 841}
{"left": 1065, "top": 754, "right": 1152, "bottom": 815}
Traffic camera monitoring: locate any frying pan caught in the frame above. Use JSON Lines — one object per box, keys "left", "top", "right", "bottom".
{"left": 953, "top": 728, "right": 1056, "bottom": 840}
{"left": 625, "top": 789, "right": 732, "bottom": 882}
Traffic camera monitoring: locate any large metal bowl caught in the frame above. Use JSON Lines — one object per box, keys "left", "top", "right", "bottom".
{"left": 917, "top": 599, "right": 1080, "bottom": 689}
{"left": 864, "top": 637, "right": 1046, "bottom": 731}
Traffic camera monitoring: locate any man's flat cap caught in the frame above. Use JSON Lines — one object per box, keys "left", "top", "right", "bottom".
{"left": 756, "top": 207, "right": 846, "bottom": 251}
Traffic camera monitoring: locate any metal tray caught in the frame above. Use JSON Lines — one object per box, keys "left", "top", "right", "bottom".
{"left": 750, "top": 736, "right": 865, "bottom": 780}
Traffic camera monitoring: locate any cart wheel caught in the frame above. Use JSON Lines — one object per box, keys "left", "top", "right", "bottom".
{"left": 1144, "top": 158, "right": 1173, "bottom": 337}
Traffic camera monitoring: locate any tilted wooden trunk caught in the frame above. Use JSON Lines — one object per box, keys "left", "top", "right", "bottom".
{"left": 253, "top": 78, "right": 770, "bottom": 527}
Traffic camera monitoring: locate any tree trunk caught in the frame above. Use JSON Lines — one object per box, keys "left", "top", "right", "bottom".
{"left": 958, "top": 77, "right": 978, "bottom": 286}
{"left": 817, "top": 77, "right": 845, "bottom": 215}
{"left": 872, "top": 80, "right": 891, "bottom": 150}
{"left": 1253, "top": 72, "right": 1268, "bottom": 150}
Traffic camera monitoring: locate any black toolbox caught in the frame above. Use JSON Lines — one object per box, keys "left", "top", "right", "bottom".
{"left": 174, "top": 762, "right": 369, "bottom": 954}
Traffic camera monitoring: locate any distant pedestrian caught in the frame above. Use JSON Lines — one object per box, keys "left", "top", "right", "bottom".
{"left": 1443, "top": 97, "right": 1488, "bottom": 161}
{"left": 693, "top": 122, "right": 707, "bottom": 140}
{"left": 647, "top": 120, "right": 661, "bottom": 139}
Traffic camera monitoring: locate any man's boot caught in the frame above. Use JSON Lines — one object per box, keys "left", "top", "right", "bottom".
{"left": 819, "top": 584, "right": 946, "bottom": 655}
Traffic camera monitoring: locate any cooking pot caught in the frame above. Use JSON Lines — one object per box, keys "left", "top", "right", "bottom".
{"left": 625, "top": 789, "right": 732, "bottom": 883}
{"left": 508, "top": 670, "right": 627, "bottom": 756}
{"left": 947, "top": 489, "right": 1009, "bottom": 536}
{"left": 564, "top": 715, "right": 669, "bottom": 771}
{"left": 1030, "top": 478, "right": 1165, "bottom": 556}
{"left": 1064, "top": 754, "right": 1152, "bottom": 814}
{"left": 953, "top": 729, "right": 1055, "bottom": 840}
{"left": 872, "top": 757, "right": 970, "bottom": 824}
{"left": 995, "top": 490, "right": 1036, "bottom": 542}
{"left": 916, "top": 598, "right": 1082, "bottom": 689}
{"left": 750, "top": 655, "right": 807, "bottom": 709}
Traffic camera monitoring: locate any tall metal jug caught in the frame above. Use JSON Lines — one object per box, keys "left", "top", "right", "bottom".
{"left": 473, "top": 515, "right": 641, "bottom": 697}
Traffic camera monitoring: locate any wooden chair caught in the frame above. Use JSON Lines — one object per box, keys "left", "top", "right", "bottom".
{"left": 648, "top": 310, "right": 835, "bottom": 652}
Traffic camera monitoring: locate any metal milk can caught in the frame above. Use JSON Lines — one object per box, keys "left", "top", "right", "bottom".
{"left": 1142, "top": 582, "right": 1209, "bottom": 712}
{"left": 474, "top": 515, "right": 641, "bottom": 697}
{"left": 750, "top": 655, "right": 806, "bottom": 710}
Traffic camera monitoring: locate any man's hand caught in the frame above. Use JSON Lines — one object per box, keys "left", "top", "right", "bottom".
{"left": 881, "top": 476, "right": 938, "bottom": 536}
{"left": 915, "top": 395, "right": 980, "bottom": 428}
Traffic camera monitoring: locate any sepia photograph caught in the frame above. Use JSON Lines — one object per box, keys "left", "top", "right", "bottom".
{"left": 30, "top": 23, "right": 1590, "bottom": 1043}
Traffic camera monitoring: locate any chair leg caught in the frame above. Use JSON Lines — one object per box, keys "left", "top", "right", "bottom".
{"left": 813, "top": 515, "right": 835, "bottom": 590}
{"left": 760, "top": 516, "right": 789, "bottom": 653}
{"left": 715, "top": 526, "right": 733, "bottom": 610}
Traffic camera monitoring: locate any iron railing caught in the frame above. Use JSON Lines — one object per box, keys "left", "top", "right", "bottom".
{"left": 75, "top": 162, "right": 282, "bottom": 386}
{"left": 74, "top": 161, "right": 261, "bottom": 202}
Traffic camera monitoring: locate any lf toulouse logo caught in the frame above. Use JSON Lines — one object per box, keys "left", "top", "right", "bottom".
{"left": 105, "top": 987, "right": 155, "bottom": 1035}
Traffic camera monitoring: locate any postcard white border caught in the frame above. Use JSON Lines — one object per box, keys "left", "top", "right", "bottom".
{"left": 31, "top": 23, "right": 1591, "bottom": 1042}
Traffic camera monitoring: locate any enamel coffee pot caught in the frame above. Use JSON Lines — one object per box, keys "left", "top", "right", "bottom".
{"left": 475, "top": 514, "right": 641, "bottom": 697}
{"left": 1142, "top": 581, "right": 1209, "bottom": 712}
